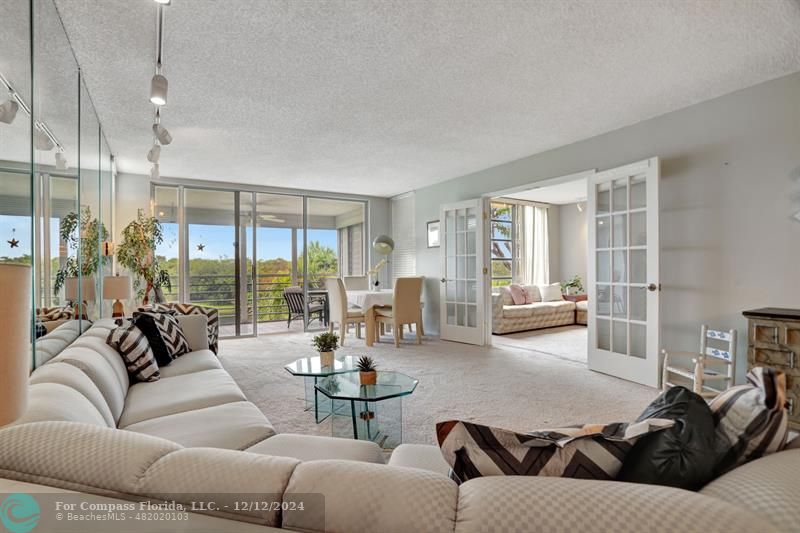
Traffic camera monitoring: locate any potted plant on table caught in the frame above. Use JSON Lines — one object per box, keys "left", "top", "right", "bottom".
{"left": 312, "top": 332, "right": 339, "bottom": 367}
{"left": 560, "top": 275, "right": 584, "bottom": 296}
{"left": 116, "top": 210, "right": 172, "bottom": 305}
{"left": 357, "top": 355, "right": 378, "bottom": 385}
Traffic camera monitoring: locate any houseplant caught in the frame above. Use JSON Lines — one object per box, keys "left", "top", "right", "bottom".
{"left": 53, "top": 206, "right": 111, "bottom": 297}
{"left": 560, "top": 275, "right": 584, "bottom": 296}
{"left": 116, "top": 209, "right": 172, "bottom": 305}
{"left": 312, "top": 332, "right": 339, "bottom": 366}
{"left": 357, "top": 355, "right": 377, "bottom": 385}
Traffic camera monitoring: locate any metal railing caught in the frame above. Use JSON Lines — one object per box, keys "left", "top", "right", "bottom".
{"left": 160, "top": 272, "right": 336, "bottom": 326}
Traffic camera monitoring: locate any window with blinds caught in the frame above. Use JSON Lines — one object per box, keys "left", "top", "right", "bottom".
{"left": 391, "top": 192, "right": 416, "bottom": 282}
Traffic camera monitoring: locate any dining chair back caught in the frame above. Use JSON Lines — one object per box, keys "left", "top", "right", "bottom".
{"left": 392, "top": 277, "right": 424, "bottom": 323}
{"left": 343, "top": 276, "right": 369, "bottom": 291}
{"left": 324, "top": 277, "right": 365, "bottom": 345}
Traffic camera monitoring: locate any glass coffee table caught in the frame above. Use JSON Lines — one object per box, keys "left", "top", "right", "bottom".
{"left": 284, "top": 355, "right": 359, "bottom": 423}
{"left": 314, "top": 371, "right": 418, "bottom": 450}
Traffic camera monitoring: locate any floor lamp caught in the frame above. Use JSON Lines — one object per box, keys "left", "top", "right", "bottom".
{"left": 0, "top": 263, "right": 30, "bottom": 426}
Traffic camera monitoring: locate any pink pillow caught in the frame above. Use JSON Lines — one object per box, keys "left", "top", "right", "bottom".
{"left": 508, "top": 284, "right": 528, "bottom": 305}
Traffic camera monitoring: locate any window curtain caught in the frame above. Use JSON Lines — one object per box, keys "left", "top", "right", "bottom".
{"left": 532, "top": 206, "right": 549, "bottom": 285}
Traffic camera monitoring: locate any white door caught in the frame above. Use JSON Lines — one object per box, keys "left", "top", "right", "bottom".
{"left": 587, "top": 157, "right": 660, "bottom": 387}
{"left": 440, "top": 199, "right": 485, "bottom": 345}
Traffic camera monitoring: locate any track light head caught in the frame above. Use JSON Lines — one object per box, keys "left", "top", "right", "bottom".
{"left": 150, "top": 163, "right": 160, "bottom": 180}
{"left": 55, "top": 151, "right": 68, "bottom": 170}
{"left": 0, "top": 99, "right": 19, "bottom": 124}
{"left": 150, "top": 73, "right": 168, "bottom": 106}
{"left": 34, "top": 128, "right": 54, "bottom": 151}
{"left": 154, "top": 0, "right": 171, "bottom": 4}
{"left": 147, "top": 143, "right": 161, "bottom": 163}
{"left": 152, "top": 123, "right": 172, "bottom": 145}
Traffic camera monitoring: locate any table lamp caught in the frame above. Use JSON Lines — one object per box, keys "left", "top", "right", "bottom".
{"left": 103, "top": 275, "right": 132, "bottom": 317}
{"left": 0, "top": 263, "right": 30, "bottom": 426}
{"left": 65, "top": 276, "right": 96, "bottom": 320}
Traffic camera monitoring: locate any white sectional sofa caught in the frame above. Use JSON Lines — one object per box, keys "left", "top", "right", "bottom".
{"left": 492, "top": 285, "right": 578, "bottom": 334}
{"left": 1, "top": 319, "right": 798, "bottom": 532}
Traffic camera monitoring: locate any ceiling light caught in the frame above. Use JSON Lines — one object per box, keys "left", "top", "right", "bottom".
{"left": 34, "top": 128, "right": 54, "bottom": 151}
{"left": 150, "top": 73, "right": 168, "bottom": 106}
{"left": 150, "top": 163, "right": 160, "bottom": 180}
{"left": 147, "top": 143, "right": 161, "bottom": 163}
{"left": 55, "top": 151, "right": 68, "bottom": 170}
{"left": 154, "top": 0, "right": 171, "bottom": 4}
{"left": 152, "top": 123, "right": 172, "bottom": 145}
{"left": 0, "top": 99, "right": 19, "bottom": 124}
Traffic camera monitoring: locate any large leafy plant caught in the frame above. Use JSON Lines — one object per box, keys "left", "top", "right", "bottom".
{"left": 117, "top": 209, "right": 172, "bottom": 304}
{"left": 53, "top": 206, "right": 111, "bottom": 296}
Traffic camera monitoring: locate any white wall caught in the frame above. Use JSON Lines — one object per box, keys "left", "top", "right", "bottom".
{"left": 411, "top": 72, "right": 800, "bottom": 383}
{"left": 559, "top": 202, "right": 587, "bottom": 286}
{"left": 547, "top": 204, "right": 560, "bottom": 283}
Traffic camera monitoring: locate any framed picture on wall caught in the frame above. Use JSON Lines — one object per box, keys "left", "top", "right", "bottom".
{"left": 427, "top": 220, "right": 440, "bottom": 248}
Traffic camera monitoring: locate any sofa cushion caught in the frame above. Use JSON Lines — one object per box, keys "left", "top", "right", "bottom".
{"left": 437, "top": 418, "right": 673, "bottom": 483}
{"left": 119, "top": 368, "right": 246, "bottom": 427}
{"left": 157, "top": 349, "right": 222, "bottom": 378}
{"left": 29, "top": 362, "right": 115, "bottom": 427}
{"left": 523, "top": 284, "right": 541, "bottom": 303}
{"left": 502, "top": 300, "right": 575, "bottom": 319}
{"left": 455, "top": 476, "right": 779, "bottom": 533}
{"left": 176, "top": 314, "right": 209, "bottom": 352}
{"left": 502, "top": 304, "right": 537, "bottom": 318}
{"left": 124, "top": 401, "right": 274, "bottom": 449}
{"left": 700, "top": 449, "right": 800, "bottom": 533}
{"left": 389, "top": 444, "right": 451, "bottom": 475}
{"left": 106, "top": 323, "right": 161, "bottom": 383}
{"left": 33, "top": 320, "right": 88, "bottom": 367}
{"left": 538, "top": 282, "right": 563, "bottom": 302}
{"left": 13, "top": 383, "right": 110, "bottom": 427}
{"left": 247, "top": 434, "right": 384, "bottom": 464}
{"left": 576, "top": 300, "right": 588, "bottom": 311}
{"left": 53, "top": 346, "right": 128, "bottom": 423}
{"left": 69, "top": 334, "right": 131, "bottom": 391}
{"left": 282, "top": 460, "right": 458, "bottom": 533}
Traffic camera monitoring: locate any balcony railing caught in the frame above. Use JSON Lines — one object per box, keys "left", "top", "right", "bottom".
{"left": 160, "top": 272, "right": 336, "bottom": 326}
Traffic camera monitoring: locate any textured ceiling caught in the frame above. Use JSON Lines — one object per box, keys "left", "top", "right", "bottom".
{"left": 53, "top": 0, "right": 800, "bottom": 197}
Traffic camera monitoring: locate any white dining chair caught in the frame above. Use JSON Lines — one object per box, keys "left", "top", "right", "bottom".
{"left": 374, "top": 276, "right": 424, "bottom": 347}
{"left": 325, "top": 277, "right": 366, "bottom": 344}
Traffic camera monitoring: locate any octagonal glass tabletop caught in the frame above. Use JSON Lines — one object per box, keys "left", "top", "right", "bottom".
{"left": 284, "top": 355, "right": 359, "bottom": 377}
{"left": 315, "top": 371, "right": 418, "bottom": 402}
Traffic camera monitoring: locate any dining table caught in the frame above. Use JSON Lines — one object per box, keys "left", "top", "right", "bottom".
{"left": 346, "top": 289, "right": 394, "bottom": 347}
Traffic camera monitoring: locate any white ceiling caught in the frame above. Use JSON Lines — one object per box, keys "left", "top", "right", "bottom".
{"left": 53, "top": 0, "right": 800, "bottom": 197}
{"left": 506, "top": 178, "right": 588, "bottom": 205}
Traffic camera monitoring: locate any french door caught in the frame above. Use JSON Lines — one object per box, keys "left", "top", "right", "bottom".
{"left": 587, "top": 157, "right": 661, "bottom": 387}
{"left": 439, "top": 199, "right": 485, "bottom": 345}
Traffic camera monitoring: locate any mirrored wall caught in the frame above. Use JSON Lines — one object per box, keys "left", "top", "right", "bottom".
{"left": 1, "top": 0, "right": 114, "bottom": 369}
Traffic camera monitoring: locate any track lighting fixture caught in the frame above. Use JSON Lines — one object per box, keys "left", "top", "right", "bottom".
{"left": 0, "top": 99, "right": 19, "bottom": 124}
{"left": 154, "top": 0, "right": 171, "bottom": 4}
{"left": 152, "top": 109, "right": 172, "bottom": 145}
{"left": 150, "top": 163, "right": 160, "bottom": 180}
{"left": 147, "top": 143, "right": 161, "bottom": 163}
{"left": 34, "top": 128, "right": 54, "bottom": 151}
{"left": 55, "top": 151, "right": 68, "bottom": 170}
{"left": 150, "top": 71, "right": 168, "bottom": 106}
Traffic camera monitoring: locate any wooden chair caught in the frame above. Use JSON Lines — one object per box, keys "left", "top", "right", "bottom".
{"left": 283, "top": 286, "right": 325, "bottom": 329}
{"left": 343, "top": 276, "right": 369, "bottom": 291}
{"left": 374, "top": 276, "right": 424, "bottom": 347}
{"left": 325, "top": 277, "right": 365, "bottom": 345}
{"left": 662, "top": 325, "right": 737, "bottom": 399}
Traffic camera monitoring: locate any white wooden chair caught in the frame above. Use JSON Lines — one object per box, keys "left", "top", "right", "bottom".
{"left": 662, "top": 325, "right": 737, "bottom": 399}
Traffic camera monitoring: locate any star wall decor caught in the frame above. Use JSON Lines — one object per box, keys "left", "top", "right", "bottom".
{"left": 7, "top": 238, "right": 19, "bottom": 248}
{"left": 197, "top": 243, "right": 205, "bottom": 252}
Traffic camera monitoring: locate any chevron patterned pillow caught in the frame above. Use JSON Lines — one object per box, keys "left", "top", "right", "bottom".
{"left": 436, "top": 418, "right": 673, "bottom": 484}
{"left": 133, "top": 311, "right": 190, "bottom": 365}
{"left": 106, "top": 323, "right": 160, "bottom": 383}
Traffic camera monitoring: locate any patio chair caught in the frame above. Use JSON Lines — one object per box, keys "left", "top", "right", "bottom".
{"left": 283, "top": 286, "right": 325, "bottom": 328}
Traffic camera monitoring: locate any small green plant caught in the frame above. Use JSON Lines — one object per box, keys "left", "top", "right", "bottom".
{"left": 116, "top": 210, "right": 172, "bottom": 304}
{"left": 560, "top": 275, "right": 584, "bottom": 295}
{"left": 356, "top": 355, "right": 377, "bottom": 372}
{"left": 53, "top": 206, "right": 111, "bottom": 295}
{"left": 312, "top": 332, "right": 339, "bottom": 352}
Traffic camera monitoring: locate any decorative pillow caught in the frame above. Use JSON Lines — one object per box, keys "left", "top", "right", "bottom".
{"left": 538, "top": 283, "right": 563, "bottom": 302}
{"left": 436, "top": 418, "right": 673, "bottom": 484}
{"left": 507, "top": 284, "right": 528, "bottom": 305}
{"left": 710, "top": 366, "right": 789, "bottom": 475}
{"left": 133, "top": 311, "right": 190, "bottom": 366}
{"left": 106, "top": 323, "right": 160, "bottom": 383}
{"left": 617, "top": 386, "right": 719, "bottom": 490}
{"left": 523, "top": 285, "right": 540, "bottom": 304}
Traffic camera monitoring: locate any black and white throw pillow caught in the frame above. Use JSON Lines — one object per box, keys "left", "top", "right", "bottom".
{"left": 133, "top": 311, "right": 190, "bottom": 365}
{"left": 106, "top": 323, "right": 160, "bottom": 383}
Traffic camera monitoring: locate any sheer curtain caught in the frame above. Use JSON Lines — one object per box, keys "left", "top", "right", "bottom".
{"left": 520, "top": 205, "right": 549, "bottom": 285}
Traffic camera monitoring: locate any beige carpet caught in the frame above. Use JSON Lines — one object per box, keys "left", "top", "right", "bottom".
{"left": 219, "top": 328, "right": 658, "bottom": 445}
{"left": 492, "top": 325, "right": 588, "bottom": 365}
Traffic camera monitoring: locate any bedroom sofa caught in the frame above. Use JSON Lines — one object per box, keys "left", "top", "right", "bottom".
{"left": 492, "top": 284, "right": 586, "bottom": 334}
{"left": 1, "top": 319, "right": 798, "bottom": 532}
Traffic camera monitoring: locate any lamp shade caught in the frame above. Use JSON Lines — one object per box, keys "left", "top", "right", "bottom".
{"left": 372, "top": 235, "right": 395, "bottom": 256}
{"left": 64, "top": 276, "right": 96, "bottom": 301}
{"left": 103, "top": 275, "right": 132, "bottom": 300}
{"left": 0, "top": 263, "right": 30, "bottom": 426}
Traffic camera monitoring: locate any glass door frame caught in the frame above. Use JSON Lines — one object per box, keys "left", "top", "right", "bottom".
{"left": 150, "top": 182, "right": 370, "bottom": 338}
